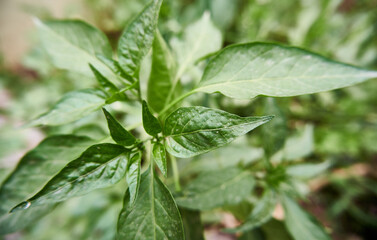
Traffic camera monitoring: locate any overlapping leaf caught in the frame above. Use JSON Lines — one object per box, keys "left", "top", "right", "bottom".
{"left": 126, "top": 151, "right": 141, "bottom": 204}
{"left": 103, "top": 108, "right": 137, "bottom": 146}
{"left": 142, "top": 100, "right": 162, "bottom": 137}
{"left": 152, "top": 142, "right": 168, "bottom": 177}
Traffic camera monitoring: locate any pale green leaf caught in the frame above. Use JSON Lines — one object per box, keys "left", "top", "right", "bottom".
{"left": 90, "top": 64, "right": 119, "bottom": 95}
{"left": 152, "top": 142, "right": 167, "bottom": 177}
{"left": 180, "top": 208, "right": 205, "bottom": 240}
{"left": 176, "top": 168, "right": 255, "bottom": 210}
{"left": 282, "top": 195, "right": 331, "bottom": 240}
{"left": 28, "top": 89, "right": 107, "bottom": 127}
{"left": 196, "top": 43, "right": 377, "bottom": 99}
{"left": 117, "top": 0, "right": 163, "bottom": 78}
{"left": 164, "top": 106, "right": 273, "bottom": 158}
{"left": 286, "top": 160, "right": 332, "bottom": 179}
{"left": 117, "top": 165, "right": 184, "bottom": 240}
{"left": 0, "top": 135, "right": 95, "bottom": 234}
{"left": 103, "top": 108, "right": 137, "bottom": 146}
{"left": 142, "top": 100, "right": 162, "bottom": 137}
{"left": 11, "top": 144, "right": 129, "bottom": 211}
{"left": 283, "top": 124, "right": 314, "bottom": 161}
{"left": 126, "top": 151, "right": 141, "bottom": 204}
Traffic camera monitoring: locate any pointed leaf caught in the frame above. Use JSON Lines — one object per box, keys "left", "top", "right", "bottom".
{"left": 176, "top": 168, "right": 255, "bottom": 210}
{"left": 147, "top": 30, "right": 177, "bottom": 113}
{"left": 117, "top": 0, "right": 163, "bottom": 78}
{"left": 126, "top": 151, "right": 141, "bottom": 204}
{"left": 163, "top": 106, "right": 273, "bottom": 158}
{"left": 225, "top": 190, "right": 277, "bottom": 233}
{"left": 11, "top": 144, "right": 129, "bottom": 211}
{"left": 90, "top": 64, "right": 119, "bottom": 95}
{"left": 282, "top": 195, "right": 331, "bottom": 240}
{"left": 103, "top": 108, "right": 137, "bottom": 146}
{"left": 152, "top": 142, "right": 167, "bottom": 177}
{"left": 286, "top": 160, "right": 332, "bottom": 179}
{"left": 28, "top": 89, "right": 107, "bottom": 127}
{"left": 96, "top": 54, "right": 134, "bottom": 83}
{"left": 142, "top": 100, "right": 162, "bottom": 137}
{"left": 117, "top": 166, "right": 184, "bottom": 240}
{"left": 196, "top": 43, "right": 377, "bottom": 99}
{"left": 35, "top": 19, "right": 117, "bottom": 80}
{"left": 0, "top": 135, "right": 95, "bottom": 234}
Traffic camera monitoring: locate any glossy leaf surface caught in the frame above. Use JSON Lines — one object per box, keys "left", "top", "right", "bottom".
{"left": 142, "top": 100, "right": 162, "bottom": 137}
{"left": 197, "top": 43, "right": 377, "bottom": 99}
{"left": 152, "top": 142, "right": 167, "bottom": 177}
{"left": 103, "top": 108, "right": 136, "bottom": 146}
{"left": 176, "top": 168, "right": 255, "bottom": 210}
{"left": 126, "top": 151, "right": 141, "bottom": 204}
{"left": 28, "top": 89, "right": 107, "bottom": 126}
{"left": 164, "top": 106, "right": 273, "bottom": 158}
{"left": 117, "top": 166, "right": 184, "bottom": 240}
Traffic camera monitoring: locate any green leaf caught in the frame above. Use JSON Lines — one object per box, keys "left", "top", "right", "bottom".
{"left": 28, "top": 89, "right": 107, "bottom": 127}
{"left": 126, "top": 151, "right": 141, "bottom": 204}
{"left": 90, "top": 64, "right": 119, "bottom": 95}
{"left": 117, "top": 165, "right": 184, "bottom": 240}
{"left": 147, "top": 30, "right": 177, "bottom": 113}
{"left": 102, "top": 108, "right": 137, "bottom": 146}
{"left": 180, "top": 208, "right": 205, "bottom": 240}
{"left": 152, "top": 142, "right": 167, "bottom": 177}
{"left": 142, "top": 100, "right": 162, "bottom": 137}
{"left": 35, "top": 19, "right": 117, "bottom": 80}
{"left": 196, "top": 42, "right": 377, "bottom": 99}
{"left": 283, "top": 124, "right": 314, "bottom": 161}
{"left": 11, "top": 144, "right": 129, "bottom": 211}
{"left": 0, "top": 135, "right": 95, "bottom": 234}
{"left": 225, "top": 190, "right": 277, "bottom": 233}
{"left": 163, "top": 106, "right": 273, "bottom": 158}
{"left": 117, "top": 0, "right": 163, "bottom": 78}
{"left": 96, "top": 54, "right": 134, "bottom": 83}
{"left": 176, "top": 168, "right": 255, "bottom": 210}
{"left": 282, "top": 195, "right": 331, "bottom": 240}
{"left": 286, "top": 160, "right": 332, "bottom": 179}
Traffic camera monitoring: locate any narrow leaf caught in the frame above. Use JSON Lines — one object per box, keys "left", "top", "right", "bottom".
{"left": 103, "top": 108, "right": 137, "bottom": 146}
{"left": 142, "top": 100, "right": 162, "bottom": 137}
{"left": 147, "top": 30, "right": 177, "bottom": 113}
{"left": 152, "top": 142, "right": 167, "bottom": 177}
{"left": 117, "top": 0, "right": 163, "bottom": 78}
{"left": 282, "top": 195, "right": 331, "bottom": 240}
{"left": 11, "top": 144, "right": 129, "bottom": 211}
{"left": 196, "top": 42, "right": 377, "bottom": 99}
{"left": 117, "top": 165, "right": 184, "bottom": 240}
{"left": 164, "top": 106, "right": 273, "bottom": 158}
{"left": 176, "top": 168, "right": 255, "bottom": 210}
{"left": 28, "top": 89, "right": 107, "bottom": 127}
{"left": 90, "top": 64, "right": 119, "bottom": 95}
{"left": 286, "top": 160, "right": 332, "bottom": 179}
{"left": 225, "top": 190, "right": 277, "bottom": 233}
{"left": 180, "top": 208, "right": 205, "bottom": 240}
{"left": 126, "top": 151, "right": 141, "bottom": 204}
{"left": 0, "top": 135, "right": 95, "bottom": 234}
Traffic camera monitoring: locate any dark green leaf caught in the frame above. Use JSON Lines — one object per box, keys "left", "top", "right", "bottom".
{"left": 11, "top": 144, "right": 129, "bottom": 211}
{"left": 117, "top": 165, "right": 184, "bottom": 240}
{"left": 196, "top": 43, "right": 377, "bottom": 99}
{"left": 152, "top": 142, "right": 167, "bottom": 177}
{"left": 282, "top": 195, "right": 331, "bottom": 240}
{"left": 126, "top": 151, "right": 141, "bottom": 204}
{"left": 225, "top": 190, "right": 277, "bottom": 233}
{"left": 103, "top": 108, "right": 137, "bottom": 146}
{"left": 142, "top": 100, "right": 162, "bottom": 137}
{"left": 27, "top": 89, "right": 107, "bottom": 127}
{"left": 147, "top": 30, "right": 176, "bottom": 113}
{"left": 176, "top": 168, "right": 255, "bottom": 210}
{"left": 163, "top": 106, "right": 273, "bottom": 158}
{"left": 180, "top": 208, "right": 205, "bottom": 240}
{"left": 90, "top": 64, "right": 119, "bottom": 95}
{"left": 0, "top": 135, "right": 95, "bottom": 234}
{"left": 117, "top": 0, "right": 163, "bottom": 78}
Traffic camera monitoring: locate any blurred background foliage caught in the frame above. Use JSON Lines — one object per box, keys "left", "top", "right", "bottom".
{"left": 0, "top": 0, "right": 376, "bottom": 239}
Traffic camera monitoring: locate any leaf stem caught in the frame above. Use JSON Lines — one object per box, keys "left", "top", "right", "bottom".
{"left": 170, "top": 155, "right": 181, "bottom": 192}
{"left": 158, "top": 90, "right": 196, "bottom": 116}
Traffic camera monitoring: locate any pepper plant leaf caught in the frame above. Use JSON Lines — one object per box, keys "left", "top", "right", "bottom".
{"left": 126, "top": 151, "right": 141, "bottom": 204}
{"left": 196, "top": 42, "right": 377, "bottom": 99}
{"left": 163, "top": 106, "right": 273, "bottom": 158}
{"left": 90, "top": 64, "right": 119, "bottom": 95}
{"left": 103, "top": 108, "right": 137, "bottom": 146}
{"left": 152, "top": 142, "right": 167, "bottom": 177}
{"left": 142, "top": 100, "right": 162, "bottom": 137}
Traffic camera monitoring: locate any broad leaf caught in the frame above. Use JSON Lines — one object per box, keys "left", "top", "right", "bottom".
{"left": 225, "top": 190, "right": 277, "bottom": 233}
{"left": 117, "top": 165, "right": 184, "bottom": 240}
{"left": 0, "top": 135, "right": 94, "bottom": 234}
{"left": 103, "top": 108, "right": 137, "bottom": 146}
{"left": 180, "top": 208, "right": 205, "bottom": 240}
{"left": 28, "top": 89, "right": 107, "bottom": 126}
{"left": 11, "top": 144, "right": 129, "bottom": 211}
{"left": 117, "top": 0, "right": 163, "bottom": 78}
{"left": 282, "top": 195, "right": 331, "bottom": 240}
{"left": 90, "top": 64, "right": 119, "bottom": 95}
{"left": 176, "top": 168, "right": 255, "bottom": 210}
{"left": 163, "top": 106, "right": 273, "bottom": 158}
{"left": 35, "top": 19, "right": 117, "bottom": 80}
{"left": 147, "top": 30, "right": 177, "bottom": 113}
{"left": 126, "top": 151, "right": 141, "bottom": 204}
{"left": 152, "top": 142, "right": 167, "bottom": 177}
{"left": 142, "top": 100, "right": 162, "bottom": 137}
{"left": 196, "top": 42, "right": 377, "bottom": 99}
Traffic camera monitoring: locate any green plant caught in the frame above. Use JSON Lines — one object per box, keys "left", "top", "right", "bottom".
{"left": 1, "top": 0, "right": 376, "bottom": 239}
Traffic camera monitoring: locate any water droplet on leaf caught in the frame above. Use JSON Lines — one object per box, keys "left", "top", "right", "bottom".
{"left": 10, "top": 201, "right": 31, "bottom": 213}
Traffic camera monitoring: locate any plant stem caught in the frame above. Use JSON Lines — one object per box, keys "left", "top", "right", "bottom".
{"left": 170, "top": 155, "right": 181, "bottom": 192}
{"left": 158, "top": 90, "right": 196, "bottom": 116}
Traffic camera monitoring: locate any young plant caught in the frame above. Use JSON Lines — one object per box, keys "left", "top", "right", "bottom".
{"left": 1, "top": 0, "right": 376, "bottom": 239}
